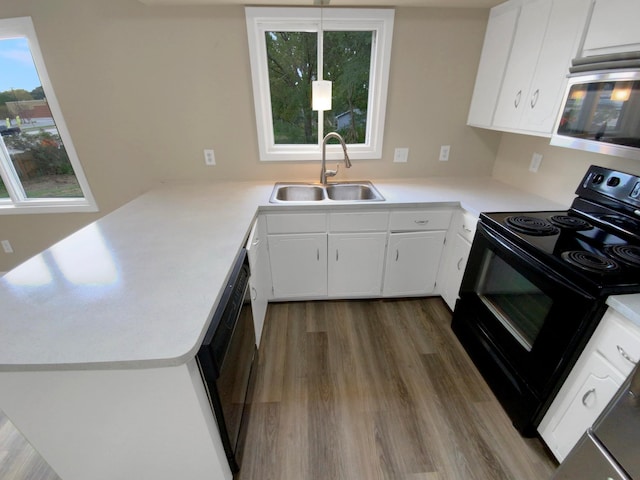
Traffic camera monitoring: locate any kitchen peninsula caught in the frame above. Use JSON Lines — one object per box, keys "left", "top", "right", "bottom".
{"left": 0, "top": 177, "right": 565, "bottom": 480}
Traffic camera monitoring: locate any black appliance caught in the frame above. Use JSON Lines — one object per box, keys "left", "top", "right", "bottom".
{"left": 553, "top": 363, "right": 640, "bottom": 480}
{"left": 451, "top": 165, "right": 640, "bottom": 436}
{"left": 197, "top": 249, "right": 256, "bottom": 473}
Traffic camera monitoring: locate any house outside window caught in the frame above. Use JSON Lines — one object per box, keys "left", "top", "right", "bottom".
{"left": 0, "top": 17, "right": 96, "bottom": 214}
{"left": 245, "top": 7, "right": 394, "bottom": 162}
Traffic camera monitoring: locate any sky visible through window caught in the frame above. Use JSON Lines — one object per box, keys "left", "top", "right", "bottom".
{"left": 0, "top": 38, "right": 40, "bottom": 92}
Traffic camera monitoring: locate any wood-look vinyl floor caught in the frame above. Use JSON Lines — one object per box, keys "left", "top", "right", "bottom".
{"left": 239, "top": 298, "right": 557, "bottom": 480}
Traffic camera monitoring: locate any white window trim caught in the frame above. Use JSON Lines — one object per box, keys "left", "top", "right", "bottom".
{"left": 245, "top": 7, "right": 394, "bottom": 162}
{"left": 0, "top": 17, "right": 97, "bottom": 215}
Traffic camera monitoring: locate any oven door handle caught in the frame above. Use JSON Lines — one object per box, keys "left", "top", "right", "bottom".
{"left": 477, "top": 223, "right": 594, "bottom": 300}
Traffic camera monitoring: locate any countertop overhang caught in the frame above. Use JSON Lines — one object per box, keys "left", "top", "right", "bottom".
{"left": 0, "top": 177, "right": 572, "bottom": 372}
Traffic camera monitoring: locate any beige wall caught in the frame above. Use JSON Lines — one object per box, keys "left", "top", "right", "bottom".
{"left": 0, "top": 0, "right": 499, "bottom": 271}
{"left": 492, "top": 134, "right": 640, "bottom": 207}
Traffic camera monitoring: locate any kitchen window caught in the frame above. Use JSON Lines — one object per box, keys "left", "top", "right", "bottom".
{"left": 0, "top": 17, "right": 96, "bottom": 214}
{"left": 245, "top": 7, "right": 394, "bottom": 161}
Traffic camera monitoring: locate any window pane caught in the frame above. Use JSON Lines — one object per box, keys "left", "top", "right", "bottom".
{"left": 0, "top": 173, "right": 7, "bottom": 198}
{"left": 324, "top": 31, "right": 372, "bottom": 144}
{"left": 265, "top": 31, "right": 318, "bottom": 144}
{"left": 0, "top": 37, "right": 83, "bottom": 198}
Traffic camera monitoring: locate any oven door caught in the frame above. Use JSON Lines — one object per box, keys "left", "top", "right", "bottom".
{"left": 452, "top": 223, "right": 605, "bottom": 434}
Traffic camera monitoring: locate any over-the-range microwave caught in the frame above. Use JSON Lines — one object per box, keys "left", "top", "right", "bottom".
{"left": 551, "top": 52, "right": 640, "bottom": 160}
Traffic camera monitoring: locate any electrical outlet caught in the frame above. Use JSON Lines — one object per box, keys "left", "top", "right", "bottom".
{"left": 1, "top": 240, "right": 13, "bottom": 254}
{"left": 393, "top": 147, "right": 409, "bottom": 163}
{"left": 204, "top": 149, "right": 216, "bottom": 166}
{"left": 529, "top": 152, "right": 543, "bottom": 173}
{"left": 439, "top": 145, "right": 451, "bottom": 162}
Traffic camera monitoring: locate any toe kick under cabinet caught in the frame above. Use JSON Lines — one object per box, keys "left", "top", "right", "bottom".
{"left": 539, "top": 308, "right": 640, "bottom": 461}
{"left": 264, "top": 207, "right": 453, "bottom": 301}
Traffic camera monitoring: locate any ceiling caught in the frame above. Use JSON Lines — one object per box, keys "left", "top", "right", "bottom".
{"left": 138, "top": 0, "right": 503, "bottom": 8}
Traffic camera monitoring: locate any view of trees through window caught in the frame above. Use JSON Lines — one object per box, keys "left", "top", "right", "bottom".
{"left": 0, "top": 37, "right": 82, "bottom": 199}
{"left": 265, "top": 30, "right": 372, "bottom": 145}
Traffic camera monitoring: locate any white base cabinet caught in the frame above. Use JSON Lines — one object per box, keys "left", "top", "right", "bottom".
{"left": 539, "top": 308, "right": 640, "bottom": 461}
{"left": 383, "top": 231, "right": 445, "bottom": 297}
{"left": 246, "top": 216, "right": 272, "bottom": 346}
{"left": 440, "top": 210, "right": 477, "bottom": 310}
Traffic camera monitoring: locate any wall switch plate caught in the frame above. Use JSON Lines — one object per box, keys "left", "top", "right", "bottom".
{"left": 204, "top": 149, "right": 216, "bottom": 166}
{"left": 529, "top": 152, "right": 543, "bottom": 173}
{"left": 1, "top": 240, "right": 13, "bottom": 254}
{"left": 439, "top": 145, "right": 451, "bottom": 162}
{"left": 393, "top": 147, "right": 409, "bottom": 163}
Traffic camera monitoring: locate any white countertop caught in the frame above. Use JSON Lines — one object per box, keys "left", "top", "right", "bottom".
{"left": 0, "top": 177, "right": 566, "bottom": 371}
{"left": 607, "top": 294, "right": 640, "bottom": 328}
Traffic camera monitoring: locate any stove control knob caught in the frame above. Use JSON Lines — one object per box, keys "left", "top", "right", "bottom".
{"left": 593, "top": 174, "right": 604, "bottom": 184}
{"left": 607, "top": 176, "right": 621, "bottom": 187}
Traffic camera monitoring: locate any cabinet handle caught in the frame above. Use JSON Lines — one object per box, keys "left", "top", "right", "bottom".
{"left": 336, "top": 249, "right": 339, "bottom": 262}
{"left": 462, "top": 226, "right": 472, "bottom": 233}
{"left": 414, "top": 219, "right": 429, "bottom": 225}
{"left": 317, "top": 248, "right": 320, "bottom": 261}
{"left": 617, "top": 345, "right": 637, "bottom": 365}
{"left": 582, "top": 388, "right": 596, "bottom": 407}
{"left": 514, "top": 90, "right": 522, "bottom": 108}
{"left": 251, "top": 286, "right": 257, "bottom": 301}
{"left": 252, "top": 238, "right": 260, "bottom": 247}
{"left": 395, "top": 249, "right": 399, "bottom": 262}
{"left": 530, "top": 89, "right": 539, "bottom": 108}
{"left": 457, "top": 257, "right": 464, "bottom": 271}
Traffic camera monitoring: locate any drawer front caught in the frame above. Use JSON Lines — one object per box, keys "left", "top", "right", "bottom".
{"left": 459, "top": 211, "right": 478, "bottom": 243}
{"left": 329, "top": 211, "right": 389, "bottom": 232}
{"left": 265, "top": 213, "right": 327, "bottom": 234}
{"left": 596, "top": 310, "right": 640, "bottom": 377}
{"left": 389, "top": 209, "right": 452, "bottom": 232}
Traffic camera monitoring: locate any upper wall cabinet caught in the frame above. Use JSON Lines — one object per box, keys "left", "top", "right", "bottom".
{"left": 468, "top": 0, "right": 592, "bottom": 136}
{"left": 582, "top": 0, "right": 640, "bottom": 57}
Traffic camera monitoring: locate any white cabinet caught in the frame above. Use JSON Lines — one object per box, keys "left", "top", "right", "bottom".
{"left": 468, "top": 0, "right": 591, "bottom": 135}
{"left": 328, "top": 233, "right": 387, "bottom": 297}
{"left": 539, "top": 308, "right": 640, "bottom": 461}
{"left": 383, "top": 209, "right": 452, "bottom": 297}
{"left": 268, "top": 233, "right": 327, "bottom": 299}
{"left": 582, "top": 0, "right": 640, "bottom": 57}
{"left": 440, "top": 209, "right": 477, "bottom": 310}
{"left": 467, "top": 0, "right": 521, "bottom": 128}
{"left": 265, "top": 212, "right": 328, "bottom": 299}
{"left": 492, "top": 0, "right": 590, "bottom": 135}
{"left": 246, "top": 216, "right": 272, "bottom": 347}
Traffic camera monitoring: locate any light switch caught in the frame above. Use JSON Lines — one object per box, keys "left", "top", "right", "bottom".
{"left": 529, "top": 152, "right": 543, "bottom": 173}
{"left": 1, "top": 240, "right": 13, "bottom": 254}
{"left": 394, "top": 148, "right": 409, "bottom": 163}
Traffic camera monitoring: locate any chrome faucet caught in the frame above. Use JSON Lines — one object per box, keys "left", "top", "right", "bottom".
{"left": 320, "top": 132, "right": 351, "bottom": 185}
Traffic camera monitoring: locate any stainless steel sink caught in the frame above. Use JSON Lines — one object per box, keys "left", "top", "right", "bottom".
{"left": 325, "top": 182, "right": 384, "bottom": 201}
{"left": 272, "top": 184, "right": 326, "bottom": 202}
{"left": 269, "top": 181, "right": 384, "bottom": 203}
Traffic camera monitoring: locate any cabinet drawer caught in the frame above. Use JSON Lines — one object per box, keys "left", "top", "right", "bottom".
{"left": 329, "top": 211, "right": 389, "bottom": 232}
{"left": 265, "top": 213, "right": 327, "bottom": 234}
{"left": 389, "top": 210, "right": 452, "bottom": 232}
{"left": 458, "top": 211, "right": 478, "bottom": 243}
{"left": 595, "top": 310, "right": 640, "bottom": 377}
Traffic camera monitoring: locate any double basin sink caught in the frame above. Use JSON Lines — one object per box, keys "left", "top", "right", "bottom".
{"left": 270, "top": 181, "right": 385, "bottom": 203}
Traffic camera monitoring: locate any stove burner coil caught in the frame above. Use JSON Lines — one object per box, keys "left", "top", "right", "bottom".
{"left": 604, "top": 245, "right": 640, "bottom": 268}
{"left": 505, "top": 216, "right": 560, "bottom": 236}
{"left": 548, "top": 215, "right": 593, "bottom": 230}
{"left": 561, "top": 250, "right": 620, "bottom": 273}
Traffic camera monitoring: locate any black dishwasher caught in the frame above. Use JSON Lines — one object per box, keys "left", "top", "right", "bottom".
{"left": 197, "top": 248, "right": 256, "bottom": 474}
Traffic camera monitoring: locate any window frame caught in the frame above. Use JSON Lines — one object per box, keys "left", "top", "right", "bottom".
{"left": 0, "top": 16, "right": 97, "bottom": 215}
{"left": 245, "top": 7, "right": 395, "bottom": 162}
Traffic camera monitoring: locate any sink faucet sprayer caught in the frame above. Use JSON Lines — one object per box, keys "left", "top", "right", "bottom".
{"left": 320, "top": 132, "right": 351, "bottom": 185}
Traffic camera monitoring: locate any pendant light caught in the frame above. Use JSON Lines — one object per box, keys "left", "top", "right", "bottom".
{"left": 312, "top": 0, "right": 331, "bottom": 111}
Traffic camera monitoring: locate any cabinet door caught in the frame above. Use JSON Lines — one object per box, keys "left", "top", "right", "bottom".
{"left": 519, "top": 0, "right": 591, "bottom": 133}
{"left": 383, "top": 231, "right": 446, "bottom": 297}
{"left": 493, "top": 0, "right": 552, "bottom": 130}
{"left": 328, "top": 233, "right": 387, "bottom": 297}
{"left": 467, "top": 0, "right": 521, "bottom": 128}
{"left": 546, "top": 352, "right": 624, "bottom": 461}
{"left": 583, "top": 0, "right": 640, "bottom": 56}
{"left": 246, "top": 217, "right": 271, "bottom": 347}
{"left": 268, "top": 233, "right": 327, "bottom": 299}
{"left": 441, "top": 233, "right": 472, "bottom": 310}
